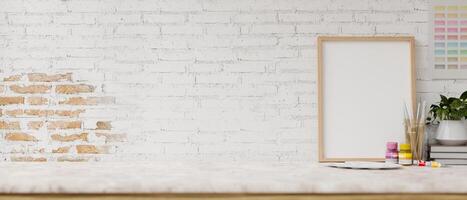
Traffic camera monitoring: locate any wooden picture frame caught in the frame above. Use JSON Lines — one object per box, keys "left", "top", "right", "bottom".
{"left": 318, "top": 36, "right": 416, "bottom": 162}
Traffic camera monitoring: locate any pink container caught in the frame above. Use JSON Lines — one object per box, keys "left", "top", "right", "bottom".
{"left": 385, "top": 142, "right": 399, "bottom": 164}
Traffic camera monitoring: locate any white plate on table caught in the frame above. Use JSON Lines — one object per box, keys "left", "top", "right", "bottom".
{"left": 327, "top": 161, "right": 402, "bottom": 169}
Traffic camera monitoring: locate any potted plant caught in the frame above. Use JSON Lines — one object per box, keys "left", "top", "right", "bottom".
{"left": 427, "top": 91, "right": 467, "bottom": 145}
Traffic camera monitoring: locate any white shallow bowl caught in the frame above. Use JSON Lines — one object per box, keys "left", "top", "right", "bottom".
{"left": 327, "top": 161, "right": 402, "bottom": 170}
{"left": 437, "top": 139, "right": 467, "bottom": 146}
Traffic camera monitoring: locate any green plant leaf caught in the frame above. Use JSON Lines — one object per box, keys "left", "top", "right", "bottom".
{"left": 461, "top": 91, "right": 467, "bottom": 100}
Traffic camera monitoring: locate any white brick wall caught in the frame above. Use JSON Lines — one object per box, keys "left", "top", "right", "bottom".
{"left": 1, "top": 0, "right": 466, "bottom": 162}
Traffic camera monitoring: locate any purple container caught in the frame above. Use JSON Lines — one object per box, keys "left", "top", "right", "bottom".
{"left": 385, "top": 142, "right": 398, "bottom": 164}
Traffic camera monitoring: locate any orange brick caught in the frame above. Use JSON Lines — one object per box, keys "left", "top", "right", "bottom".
{"left": 28, "top": 73, "right": 72, "bottom": 82}
{"left": 11, "top": 156, "right": 47, "bottom": 162}
{"left": 10, "top": 85, "right": 50, "bottom": 94}
{"left": 0, "top": 97, "right": 24, "bottom": 105}
{"left": 56, "top": 84, "right": 94, "bottom": 94}
{"left": 96, "top": 121, "right": 112, "bottom": 130}
{"left": 3, "top": 75, "right": 22, "bottom": 81}
{"left": 55, "top": 109, "right": 85, "bottom": 118}
{"left": 5, "top": 132, "right": 38, "bottom": 141}
{"left": 52, "top": 146, "right": 71, "bottom": 153}
{"left": 0, "top": 121, "right": 20, "bottom": 130}
{"left": 24, "top": 109, "right": 54, "bottom": 117}
{"left": 48, "top": 121, "right": 81, "bottom": 130}
{"left": 51, "top": 132, "right": 88, "bottom": 142}
{"left": 76, "top": 145, "right": 108, "bottom": 154}
{"left": 96, "top": 132, "right": 126, "bottom": 143}
{"left": 4, "top": 109, "right": 24, "bottom": 117}
{"left": 27, "top": 97, "right": 49, "bottom": 105}
{"left": 59, "top": 97, "right": 115, "bottom": 105}
{"left": 27, "top": 121, "right": 44, "bottom": 130}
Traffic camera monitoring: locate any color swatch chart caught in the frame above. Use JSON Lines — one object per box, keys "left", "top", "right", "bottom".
{"left": 433, "top": 4, "right": 467, "bottom": 70}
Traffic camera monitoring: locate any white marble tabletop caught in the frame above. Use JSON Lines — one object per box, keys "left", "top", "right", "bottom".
{"left": 0, "top": 161, "right": 466, "bottom": 194}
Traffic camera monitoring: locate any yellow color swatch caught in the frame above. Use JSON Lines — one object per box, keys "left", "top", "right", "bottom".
{"left": 434, "top": 6, "right": 445, "bottom": 11}
{"left": 447, "top": 6, "right": 458, "bottom": 11}
{"left": 461, "top": 57, "right": 467, "bottom": 62}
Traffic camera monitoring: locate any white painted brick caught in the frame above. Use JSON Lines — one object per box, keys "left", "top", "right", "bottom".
{"left": 323, "top": 13, "right": 354, "bottom": 22}
{"left": 248, "top": 24, "right": 295, "bottom": 34}
{"left": 279, "top": 13, "right": 321, "bottom": 23}
{"left": 23, "top": 0, "right": 67, "bottom": 13}
{"left": 355, "top": 13, "right": 399, "bottom": 23}
{"left": 233, "top": 13, "right": 277, "bottom": 23}
{"left": 189, "top": 13, "right": 231, "bottom": 23}
{"left": 0, "top": 26, "right": 25, "bottom": 35}
{"left": 205, "top": 24, "right": 240, "bottom": 35}
{"left": 376, "top": 24, "right": 418, "bottom": 34}
{"left": 341, "top": 24, "right": 375, "bottom": 34}
{"left": 196, "top": 74, "right": 239, "bottom": 84}
{"left": 231, "top": 37, "right": 277, "bottom": 47}
{"left": 143, "top": 14, "right": 185, "bottom": 24}
{"left": 114, "top": 0, "right": 160, "bottom": 12}
{"left": 237, "top": 48, "right": 298, "bottom": 60}
{"left": 8, "top": 14, "right": 52, "bottom": 24}
{"left": 97, "top": 14, "right": 141, "bottom": 24}
{"left": 67, "top": 0, "right": 116, "bottom": 12}
{"left": 116, "top": 25, "right": 160, "bottom": 35}
{"left": 296, "top": 24, "right": 339, "bottom": 34}
{"left": 188, "top": 63, "right": 221, "bottom": 73}
{"left": 159, "top": 0, "right": 203, "bottom": 12}
{"left": 71, "top": 25, "right": 111, "bottom": 36}
{"left": 144, "top": 62, "right": 187, "bottom": 73}
{"left": 161, "top": 25, "right": 203, "bottom": 35}
{"left": 26, "top": 26, "right": 68, "bottom": 36}
{"left": 195, "top": 49, "right": 236, "bottom": 62}
{"left": 402, "top": 13, "right": 429, "bottom": 23}
{"left": 0, "top": 0, "right": 25, "bottom": 12}
{"left": 53, "top": 14, "right": 96, "bottom": 25}
{"left": 224, "top": 62, "right": 266, "bottom": 73}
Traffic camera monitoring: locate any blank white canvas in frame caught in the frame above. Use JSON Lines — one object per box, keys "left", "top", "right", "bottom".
{"left": 319, "top": 38, "right": 414, "bottom": 161}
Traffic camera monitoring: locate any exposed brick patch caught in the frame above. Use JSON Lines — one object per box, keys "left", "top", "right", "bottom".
{"left": 96, "top": 132, "right": 127, "bottom": 143}
{"left": 0, "top": 121, "right": 21, "bottom": 130}
{"left": 52, "top": 146, "right": 71, "bottom": 153}
{"left": 10, "top": 85, "right": 51, "bottom": 94}
{"left": 96, "top": 121, "right": 112, "bottom": 130}
{"left": 4, "top": 109, "right": 24, "bottom": 117}
{"left": 27, "top": 97, "right": 49, "bottom": 105}
{"left": 3, "top": 75, "right": 22, "bottom": 82}
{"left": 48, "top": 121, "right": 82, "bottom": 130}
{"left": 51, "top": 132, "right": 88, "bottom": 142}
{"left": 27, "top": 121, "right": 44, "bottom": 130}
{"left": 57, "top": 156, "right": 89, "bottom": 162}
{"left": 0, "top": 97, "right": 24, "bottom": 105}
{"left": 28, "top": 73, "right": 72, "bottom": 82}
{"left": 1, "top": 73, "right": 121, "bottom": 162}
{"left": 11, "top": 156, "right": 47, "bottom": 162}
{"left": 59, "top": 97, "right": 115, "bottom": 105}
{"left": 56, "top": 84, "right": 95, "bottom": 94}
{"left": 76, "top": 145, "right": 100, "bottom": 154}
{"left": 5, "top": 132, "right": 38, "bottom": 141}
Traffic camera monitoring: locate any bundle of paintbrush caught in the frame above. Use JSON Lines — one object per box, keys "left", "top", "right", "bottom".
{"left": 403, "top": 101, "right": 426, "bottom": 161}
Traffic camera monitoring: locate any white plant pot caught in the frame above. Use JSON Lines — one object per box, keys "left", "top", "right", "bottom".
{"left": 436, "top": 120, "right": 467, "bottom": 146}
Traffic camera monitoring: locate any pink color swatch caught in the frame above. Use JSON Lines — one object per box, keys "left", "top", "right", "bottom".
{"left": 435, "top": 28, "right": 445, "bottom": 32}
{"left": 448, "top": 28, "right": 458, "bottom": 32}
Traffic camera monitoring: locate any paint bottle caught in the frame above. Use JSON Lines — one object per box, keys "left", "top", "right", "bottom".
{"left": 398, "top": 143, "right": 413, "bottom": 166}
{"left": 385, "top": 142, "right": 398, "bottom": 164}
